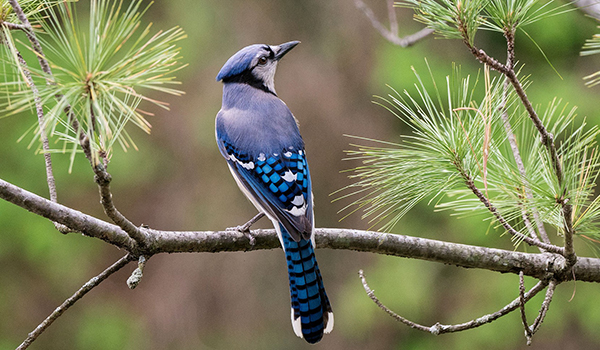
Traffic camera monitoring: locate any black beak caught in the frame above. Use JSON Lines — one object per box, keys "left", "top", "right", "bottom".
{"left": 274, "top": 41, "right": 300, "bottom": 61}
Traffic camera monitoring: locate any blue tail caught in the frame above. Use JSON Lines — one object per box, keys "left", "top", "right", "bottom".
{"left": 281, "top": 224, "right": 333, "bottom": 344}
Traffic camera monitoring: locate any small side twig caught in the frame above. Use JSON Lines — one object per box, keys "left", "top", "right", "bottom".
{"left": 518, "top": 271, "right": 533, "bottom": 343}
{"left": 563, "top": 203, "right": 576, "bottom": 267}
{"left": 9, "top": 35, "right": 69, "bottom": 233}
{"left": 16, "top": 254, "right": 134, "bottom": 350}
{"left": 458, "top": 164, "right": 564, "bottom": 255}
{"left": 386, "top": 0, "right": 398, "bottom": 38}
{"left": 358, "top": 269, "right": 431, "bottom": 332}
{"left": 2, "top": 21, "right": 28, "bottom": 30}
{"left": 8, "top": 0, "right": 52, "bottom": 77}
{"left": 359, "top": 269, "right": 549, "bottom": 334}
{"left": 354, "top": 0, "right": 433, "bottom": 47}
{"left": 93, "top": 163, "right": 148, "bottom": 249}
{"left": 499, "top": 29, "right": 550, "bottom": 246}
{"left": 530, "top": 279, "right": 557, "bottom": 335}
{"left": 14, "top": 52, "right": 57, "bottom": 203}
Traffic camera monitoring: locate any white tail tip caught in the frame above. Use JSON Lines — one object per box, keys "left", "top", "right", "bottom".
{"left": 291, "top": 308, "right": 303, "bottom": 339}
{"left": 324, "top": 312, "right": 334, "bottom": 334}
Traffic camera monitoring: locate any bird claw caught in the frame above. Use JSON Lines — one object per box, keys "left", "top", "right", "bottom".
{"left": 244, "top": 230, "right": 257, "bottom": 246}
{"left": 226, "top": 212, "right": 264, "bottom": 246}
{"left": 227, "top": 224, "right": 256, "bottom": 246}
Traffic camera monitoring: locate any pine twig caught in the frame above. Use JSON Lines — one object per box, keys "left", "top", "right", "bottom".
{"left": 354, "top": 0, "right": 433, "bottom": 47}
{"left": 574, "top": 0, "right": 600, "bottom": 20}
{"left": 359, "top": 269, "right": 549, "bottom": 334}
{"left": 7, "top": 0, "right": 52, "bottom": 76}
{"left": 458, "top": 163, "right": 565, "bottom": 255}
{"left": 8, "top": 0, "right": 147, "bottom": 248}
{"left": 16, "top": 254, "right": 134, "bottom": 350}
{"left": 387, "top": 0, "right": 399, "bottom": 38}
{"left": 1, "top": 21, "right": 28, "bottom": 30}
{"left": 499, "top": 29, "right": 551, "bottom": 246}
{"left": 462, "top": 35, "right": 576, "bottom": 267}
{"left": 3, "top": 17, "right": 68, "bottom": 232}
{"left": 91, "top": 151, "right": 148, "bottom": 249}
{"left": 14, "top": 53, "right": 58, "bottom": 204}
{"left": 530, "top": 279, "right": 557, "bottom": 334}
{"left": 518, "top": 271, "right": 533, "bottom": 343}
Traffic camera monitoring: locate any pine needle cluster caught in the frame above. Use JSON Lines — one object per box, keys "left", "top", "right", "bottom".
{"left": 582, "top": 27, "right": 600, "bottom": 87}
{"left": 339, "top": 1, "right": 600, "bottom": 248}
{"left": 0, "top": 0, "right": 187, "bottom": 167}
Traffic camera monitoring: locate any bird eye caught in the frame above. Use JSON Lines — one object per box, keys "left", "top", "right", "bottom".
{"left": 258, "top": 56, "right": 268, "bottom": 65}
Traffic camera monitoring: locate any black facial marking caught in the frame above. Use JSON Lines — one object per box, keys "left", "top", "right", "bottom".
{"left": 264, "top": 46, "right": 274, "bottom": 58}
{"left": 222, "top": 69, "right": 276, "bottom": 95}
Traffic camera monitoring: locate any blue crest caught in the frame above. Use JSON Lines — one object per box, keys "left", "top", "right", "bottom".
{"left": 216, "top": 44, "right": 265, "bottom": 81}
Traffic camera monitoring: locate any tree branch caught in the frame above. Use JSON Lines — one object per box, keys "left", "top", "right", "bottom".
{"left": 16, "top": 254, "right": 133, "bottom": 350}
{"left": 0, "top": 178, "right": 134, "bottom": 250}
{"left": 2, "top": 177, "right": 600, "bottom": 282}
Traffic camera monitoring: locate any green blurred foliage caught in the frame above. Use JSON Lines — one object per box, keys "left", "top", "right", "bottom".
{"left": 1, "top": 0, "right": 600, "bottom": 349}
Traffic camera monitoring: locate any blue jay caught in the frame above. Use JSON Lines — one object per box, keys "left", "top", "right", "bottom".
{"left": 215, "top": 41, "right": 333, "bottom": 343}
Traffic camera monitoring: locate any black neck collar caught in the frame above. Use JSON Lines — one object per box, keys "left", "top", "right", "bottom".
{"left": 222, "top": 71, "right": 276, "bottom": 96}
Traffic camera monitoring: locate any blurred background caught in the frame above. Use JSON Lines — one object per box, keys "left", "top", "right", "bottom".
{"left": 1, "top": 0, "right": 600, "bottom": 349}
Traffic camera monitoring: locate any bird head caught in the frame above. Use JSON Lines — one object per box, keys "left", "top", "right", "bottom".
{"left": 216, "top": 41, "right": 300, "bottom": 95}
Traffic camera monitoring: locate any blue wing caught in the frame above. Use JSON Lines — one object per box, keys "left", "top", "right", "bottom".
{"left": 218, "top": 138, "right": 313, "bottom": 242}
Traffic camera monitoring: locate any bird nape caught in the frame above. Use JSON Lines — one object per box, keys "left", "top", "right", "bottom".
{"left": 215, "top": 41, "right": 333, "bottom": 344}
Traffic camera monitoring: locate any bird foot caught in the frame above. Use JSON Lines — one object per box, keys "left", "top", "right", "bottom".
{"left": 227, "top": 224, "right": 256, "bottom": 245}
{"left": 226, "top": 212, "right": 265, "bottom": 246}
